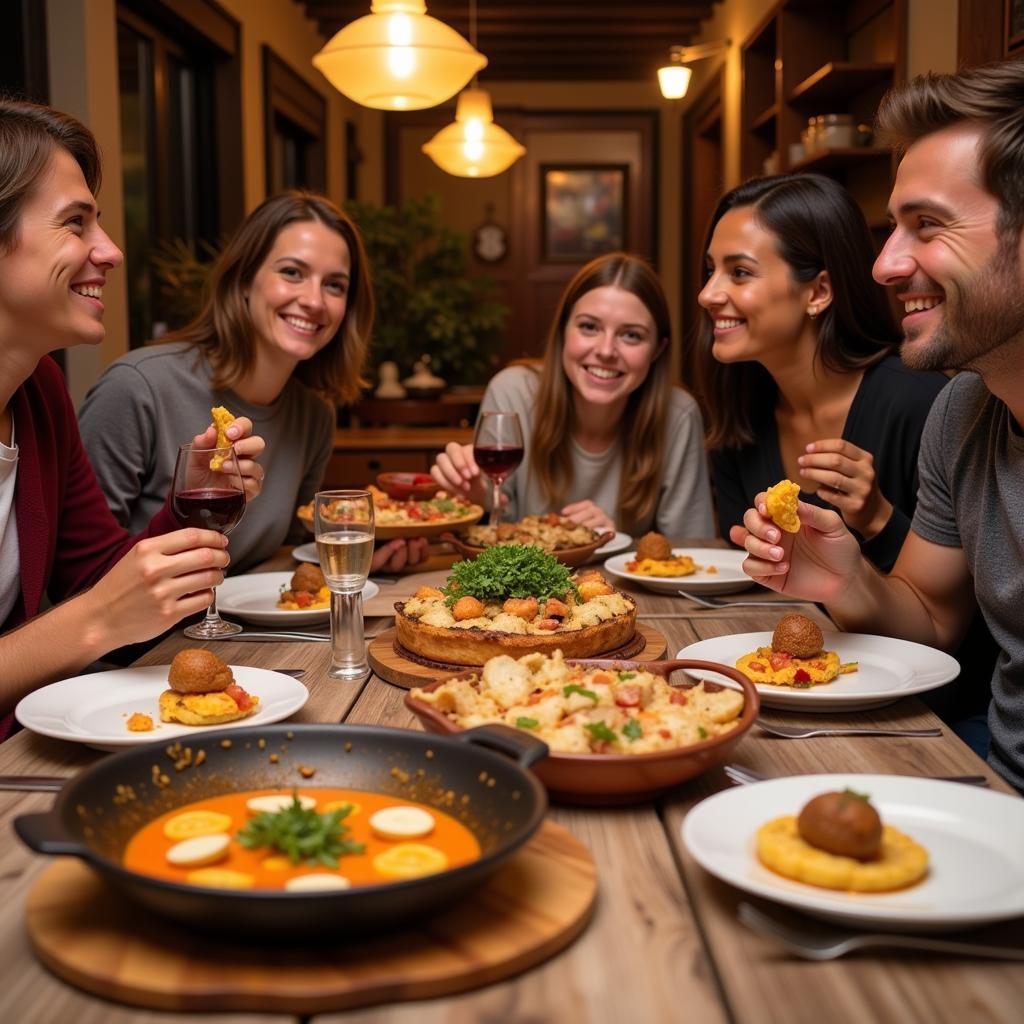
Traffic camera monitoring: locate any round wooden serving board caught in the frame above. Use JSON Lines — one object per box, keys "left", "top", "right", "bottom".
{"left": 368, "top": 623, "right": 669, "bottom": 689}
{"left": 25, "top": 821, "right": 596, "bottom": 1014}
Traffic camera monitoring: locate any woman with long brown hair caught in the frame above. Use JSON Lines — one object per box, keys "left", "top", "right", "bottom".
{"left": 432, "top": 252, "right": 713, "bottom": 536}
{"left": 81, "top": 190, "right": 422, "bottom": 572}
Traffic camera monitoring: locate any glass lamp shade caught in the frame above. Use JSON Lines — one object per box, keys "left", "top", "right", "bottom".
{"left": 658, "top": 62, "right": 693, "bottom": 100}
{"left": 312, "top": 0, "right": 487, "bottom": 111}
{"left": 422, "top": 88, "right": 526, "bottom": 178}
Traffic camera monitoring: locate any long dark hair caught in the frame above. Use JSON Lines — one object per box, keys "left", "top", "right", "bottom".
{"left": 531, "top": 252, "right": 673, "bottom": 530}
{"left": 159, "top": 191, "right": 373, "bottom": 404}
{"left": 696, "top": 174, "right": 899, "bottom": 449}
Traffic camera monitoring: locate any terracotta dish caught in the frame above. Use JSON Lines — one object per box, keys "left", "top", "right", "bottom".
{"left": 406, "top": 658, "right": 760, "bottom": 805}
{"left": 441, "top": 529, "right": 616, "bottom": 568}
{"left": 376, "top": 472, "right": 441, "bottom": 501}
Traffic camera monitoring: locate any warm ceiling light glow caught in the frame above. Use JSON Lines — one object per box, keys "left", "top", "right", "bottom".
{"left": 422, "top": 88, "right": 525, "bottom": 178}
{"left": 313, "top": 1, "right": 487, "bottom": 111}
{"left": 658, "top": 62, "right": 692, "bottom": 99}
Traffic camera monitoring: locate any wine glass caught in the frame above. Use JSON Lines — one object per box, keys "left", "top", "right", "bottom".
{"left": 473, "top": 411, "right": 524, "bottom": 534}
{"left": 172, "top": 443, "right": 246, "bottom": 639}
{"left": 315, "top": 489, "right": 375, "bottom": 680}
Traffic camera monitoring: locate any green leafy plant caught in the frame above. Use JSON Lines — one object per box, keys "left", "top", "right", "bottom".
{"left": 442, "top": 544, "right": 578, "bottom": 605}
{"left": 236, "top": 795, "right": 364, "bottom": 867}
{"left": 346, "top": 194, "right": 509, "bottom": 384}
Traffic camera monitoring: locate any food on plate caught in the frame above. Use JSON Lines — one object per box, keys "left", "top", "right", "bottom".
{"left": 395, "top": 544, "right": 637, "bottom": 665}
{"left": 464, "top": 513, "right": 600, "bottom": 553}
{"left": 625, "top": 552, "right": 697, "bottom": 578}
{"left": 410, "top": 649, "right": 744, "bottom": 754}
{"left": 126, "top": 712, "right": 154, "bottom": 732}
{"left": 209, "top": 405, "right": 236, "bottom": 469}
{"left": 277, "top": 563, "right": 330, "bottom": 610}
{"left": 634, "top": 531, "right": 672, "bottom": 562}
{"left": 756, "top": 789, "right": 929, "bottom": 891}
{"left": 735, "top": 614, "right": 858, "bottom": 687}
{"left": 159, "top": 649, "right": 259, "bottom": 726}
{"left": 123, "top": 788, "right": 480, "bottom": 890}
{"left": 296, "top": 487, "right": 481, "bottom": 532}
{"left": 765, "top": 478, "right": 801, "bottom": 533}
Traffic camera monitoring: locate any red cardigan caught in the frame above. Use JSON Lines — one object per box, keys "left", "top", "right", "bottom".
{"left": 2, "top": 357, "right": 179, "bottom": 736}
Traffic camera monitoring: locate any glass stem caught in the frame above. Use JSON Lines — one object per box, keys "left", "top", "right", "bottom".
{"left": 329, "top": 590, "right": 367, "bottom": 679}
{"left": 205, "top": 586, "right": 222, "bottom": 623}
{"left": 491, "top": 478, "right": 502, "bottom": 530}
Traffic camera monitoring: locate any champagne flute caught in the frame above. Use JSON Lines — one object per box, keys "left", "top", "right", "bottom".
{"left": 172, "top": 443, "right": 246, "bottom": 639}
{"left": 315, "top": 489, "right": 374, "bottom": 680}
{"left": 473, "top": 411, "right": 524, "bottom": 534}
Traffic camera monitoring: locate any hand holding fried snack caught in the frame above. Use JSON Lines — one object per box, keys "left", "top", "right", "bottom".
{"left": 190, "top": 415, "right": 266, "bottom": 503}
{"left": 765, "top": 479, "right": 801, "bottom": 533}
{"left": 209, "top": 406, "right": 236, "bottom": 469}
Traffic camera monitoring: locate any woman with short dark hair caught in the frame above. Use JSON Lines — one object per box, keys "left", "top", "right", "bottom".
{"left": 695, "top": 173, "right": 946, "bottom": 570}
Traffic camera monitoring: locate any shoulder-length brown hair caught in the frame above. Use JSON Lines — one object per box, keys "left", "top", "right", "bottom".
{"left": 0, "top": 98, "right": 100, "bottom": 252}
{"left": 160, "top": 191, "right": 373, "bottom": 404}
{"left": 531, "top": 252, "right": 673, "bottom": 531}
{"left": 695, "top": 174, "right": 899, "bottom": 450}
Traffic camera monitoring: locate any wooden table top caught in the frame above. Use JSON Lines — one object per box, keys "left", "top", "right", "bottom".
{"left": 2, "top": 544, "right": 1022, "bottom": 1024}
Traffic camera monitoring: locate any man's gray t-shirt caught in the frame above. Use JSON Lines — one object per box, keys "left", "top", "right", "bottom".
{"left": 79, "top": 342, "right": 334, "bottom": 574}
{"left": 912, "top": 372, "right": 1024, "bottom": 789}
{"left": 481, "top": 365, "right": 714, "bottom": 537}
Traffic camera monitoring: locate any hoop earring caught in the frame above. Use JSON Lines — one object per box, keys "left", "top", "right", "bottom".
{"left": 807, "top": 308, "right": 818, "bottom": 319}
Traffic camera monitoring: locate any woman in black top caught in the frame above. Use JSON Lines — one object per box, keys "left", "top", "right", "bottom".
{"left": 694, "top": 174, "right": 946, "bottom": 572}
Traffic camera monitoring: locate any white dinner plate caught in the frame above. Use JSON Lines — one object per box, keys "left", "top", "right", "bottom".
{"left": 676, "top": 631, "right": 959, "bottom": 712}
{"left": 591, "top": 531, "right": 633, "bottom": 560}
{"left": 604, "top": 547, "right": 756, "bottom": 595}
{"left": 683, "top": 774, "right": 1024, "bottom": 931}
{"left": 292, "top": 541, "right": 318, "bottom": 564}
{"left": 15, "top": 665, "right": 308, "bottom": 751}
{"left": 217, "top": 572, "right": 379, "bottom": 625}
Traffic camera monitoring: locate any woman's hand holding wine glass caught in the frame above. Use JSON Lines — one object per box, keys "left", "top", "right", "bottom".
{"left": 172, "top": 443, "right": 247, "bottom": 638}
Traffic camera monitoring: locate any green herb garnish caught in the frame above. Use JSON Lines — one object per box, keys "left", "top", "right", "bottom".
{"left": 236, "top": 795, "right": 364, "bottom": 867}
{"left": 428, "top": 496, "right": 459, "bottom": 515}
{"left": 442, "top": 544, "right": 578, "bottom": 606}
{"left": 616, "top": 671, "right": 636, "bottom": 681}
{"left": 563, "top": 684, "right": 599, "bottom": 702}
{"left": 697, "top": 726, "right": 708, "bottom": 740}
{"left": 623, "top": 719, "right": 643, "bottom": 742}
{"left": 515, "top": 716, "right": 540, "bottom": 729}
{"left": 585, "top": 721, "right": 618, "bottom": 744}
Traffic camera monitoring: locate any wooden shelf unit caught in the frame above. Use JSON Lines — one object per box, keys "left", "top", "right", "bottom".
{"left": 740, "top": 0, "right": 907, "bottom": 209}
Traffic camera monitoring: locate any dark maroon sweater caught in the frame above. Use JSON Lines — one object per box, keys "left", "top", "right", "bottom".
{"left": 2, "top": 356, "right": 179, "bottom": 737}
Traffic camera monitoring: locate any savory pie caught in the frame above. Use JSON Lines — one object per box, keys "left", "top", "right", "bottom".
{"left": 464, "top": 514, "right": 599, "bottom": 552}
{"left": 394, "top": 545, "right": 637, "bottom": 666}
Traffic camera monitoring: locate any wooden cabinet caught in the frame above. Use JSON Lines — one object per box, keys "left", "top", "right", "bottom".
{"left": 323, "top": 427, "right": 474, "bottom": 489}
{"left": 741, "top": 0, "right": 907, "bottom": 230}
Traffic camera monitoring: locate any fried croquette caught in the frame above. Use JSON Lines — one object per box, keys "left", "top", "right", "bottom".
{"left": 765, "top": 479, "right": 801, "bottom": 533}
{"left": 168, "top": 648, "right": 234, "bottom": 694}
{"left": 635, "top": 531, "right": 672, "bottom": 562}
{"left": 797, "top": 790, "right": 883, "bottom": 861}
{"left": 771, "top": 613, "right": 824, "bottom": 659}
{"left": 290, "top": 562, "right": 325, "bottom": 594}
{"left": 210, "top": 406, "right": 236, "bottom": 469}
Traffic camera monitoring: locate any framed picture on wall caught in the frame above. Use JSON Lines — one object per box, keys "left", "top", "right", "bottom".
{"left": 1010, "top": 0, "right": 1024, "bottom": 52}
{"left": 540, "top": 164, "right": 628, "bottom": 262}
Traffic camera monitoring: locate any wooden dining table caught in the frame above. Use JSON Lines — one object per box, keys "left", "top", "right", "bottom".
{"left": 2, "top": 542, "right": 1023, "bottom": 1024}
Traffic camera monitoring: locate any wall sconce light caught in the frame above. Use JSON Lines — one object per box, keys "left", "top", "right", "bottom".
{"left": 313, "top": 1, "right": 487, "bottom": 111}
{"left": 657, "top": 40, "right": 731, "bottom": 100}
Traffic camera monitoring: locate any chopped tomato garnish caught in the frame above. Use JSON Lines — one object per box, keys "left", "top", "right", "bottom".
{"left": 769, "top": 652, "right": 793, "bottom": 671}
{"left": 659, "top": 729, "right": 671, "bottom": 739}
{"left": 615, "top": 685, "right": 641, "bottom": 707}
{"left": 793, "top": 668, "right": 811, "bottom": 683}
{"left": 669, "top": 691, "right": 689, "bottom": 706}
{"left": 749, "top": 662, "right": 766, "bottom": 673}
{"left": 295, "top": 592, "right": 313, "bottom": 608}
{"left": 225, "top": 684, "right": 253, "bottom": 710}
{"left": 591, "top": 671, "right": 614, "bottom": 686}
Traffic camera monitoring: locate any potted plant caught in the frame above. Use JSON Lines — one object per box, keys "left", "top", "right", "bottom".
{"left": 346, "top": 194, "right": 508, "bottom": 386}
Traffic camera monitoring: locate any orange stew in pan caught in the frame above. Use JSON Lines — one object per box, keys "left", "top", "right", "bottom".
{"left": 124, "top": 788, "right": 481, "bottom": 890}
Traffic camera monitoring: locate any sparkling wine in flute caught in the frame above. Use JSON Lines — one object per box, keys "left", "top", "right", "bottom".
{"left": 317, "top": 530, "right": 374, "bottom": 591}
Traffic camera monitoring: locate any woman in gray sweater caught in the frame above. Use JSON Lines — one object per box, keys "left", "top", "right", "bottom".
{"left": 431, "top": 253, "right": 713, "bottom": 537}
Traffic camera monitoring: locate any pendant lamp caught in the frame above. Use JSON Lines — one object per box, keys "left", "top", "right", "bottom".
{"left": 422, "top": 87, "right": 525, "bottom": 177}
{"left": 312, "top": 1, "right": 487, "bottom": 111}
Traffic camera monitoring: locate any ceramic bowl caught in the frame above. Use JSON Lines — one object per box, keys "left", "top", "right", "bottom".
{"left": 376, "top": 472, "right": 441, "bottom": 501}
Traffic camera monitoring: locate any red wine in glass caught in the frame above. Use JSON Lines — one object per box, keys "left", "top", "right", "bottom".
{"left": 173, "top": 487, "right": 245, "bottom": 533}
{"left": 473, "top": 445, "right": 524, "bottom": 483}
{"left": 472, "top": 412, "right": 524, "bottom": 531}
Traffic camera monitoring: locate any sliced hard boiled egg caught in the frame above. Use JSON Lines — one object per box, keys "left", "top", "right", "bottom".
{"left": 246, "top": 793, "right": 316, "bottom": 815}
{"left": 285, "top": 873, "right": 352, "bottom": 892}
{"left": 369, "top": 805, "right": 436, "bottom": 841}
{"left": 186, "top": 867, "right": 255, "bottom": 889}
{"left": 373, "top": 843, "right": 448, "bottom": 879}
{"left": 163, "top": 809, "right": 233, "bottom": 841}
{"left": 166, "top": 832, "right": 231, "bottom": 867}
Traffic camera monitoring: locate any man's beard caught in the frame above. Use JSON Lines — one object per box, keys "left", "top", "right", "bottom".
{"left": 900, "top": 251, "right": 1024, "bottom": 372}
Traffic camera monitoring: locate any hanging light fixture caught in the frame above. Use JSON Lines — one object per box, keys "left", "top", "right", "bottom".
{"left": 312, "top": 1, "right": 487, "bottom": 111}
{"left": 657, "top": 40, "right": 731, "bottom": 100}
{"left": 421, "top": 1, "right": 525, "bottom": 178}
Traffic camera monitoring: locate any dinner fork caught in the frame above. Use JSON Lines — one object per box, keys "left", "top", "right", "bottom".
{"left": 723, "top": 763, "right": 988, "bottom": 787}
{"left": 676, "top": 590, "right": 816, "bottom": 610}
{"left": 737, "top": 902, "right": 1024, "bottom": 961}
{"left": 757, "top": 722, "right": 942, "bottom": 739}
